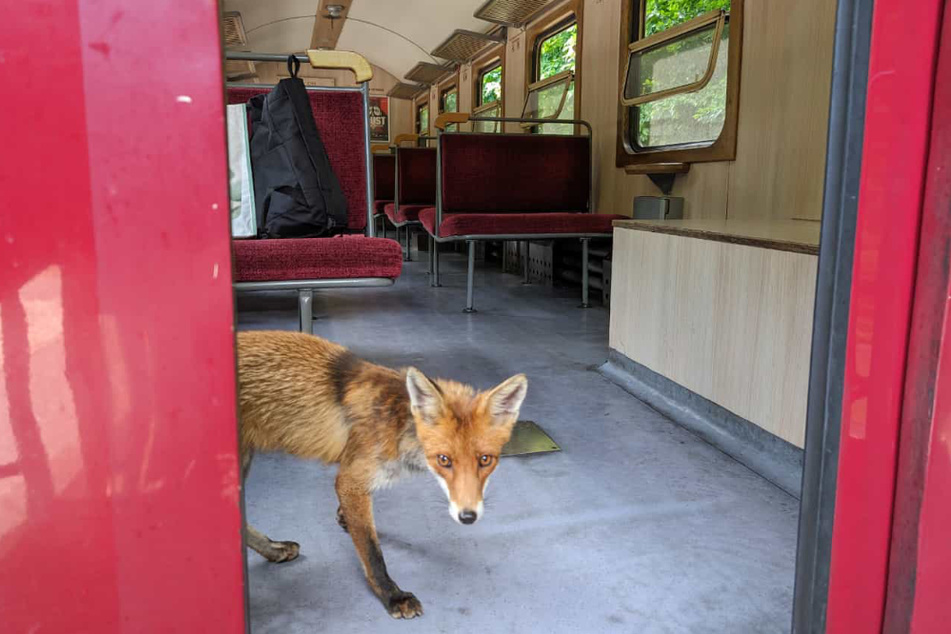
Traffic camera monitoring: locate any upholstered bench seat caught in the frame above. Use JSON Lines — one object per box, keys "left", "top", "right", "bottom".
{"left": 232, "top": 236, "right": 402, "bottom": 282}
{"left": 419, "top": 208, "right": 624, "bottom": 238}
{"left": 385, "top": 203, "right": 428, "bottom": 225}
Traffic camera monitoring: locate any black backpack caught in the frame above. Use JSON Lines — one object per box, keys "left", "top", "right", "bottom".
{"left": 247, "top": 57, "right": 349, "bottom": 238}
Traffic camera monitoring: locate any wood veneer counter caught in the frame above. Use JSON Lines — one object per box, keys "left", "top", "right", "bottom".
{"left": 612, "top": 218, "right": 821, "bottom": 255}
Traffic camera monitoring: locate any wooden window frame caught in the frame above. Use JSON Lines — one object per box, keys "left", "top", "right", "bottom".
{"left": 525, "top": 0, "right": 583, "bottom": 124}
{"left": 615, "top": 0, "right": 743, "bottom": 168}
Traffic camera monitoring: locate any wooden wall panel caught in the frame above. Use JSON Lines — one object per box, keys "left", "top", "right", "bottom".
{"left": 609, "top": 228, "right": 818, "bottom": 446}
{"left": 727, "top": 0, "right": 838, "bottom": 220}
{"left": 578, "top": 0, "right": 835, "bottom": 221}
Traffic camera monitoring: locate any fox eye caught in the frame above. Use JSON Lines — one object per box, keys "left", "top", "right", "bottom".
{"left": 437, "top": 454, "right": 452, "bottom": 468}
{"left": 479, "top": 455, "right": 494, "bottom": 468}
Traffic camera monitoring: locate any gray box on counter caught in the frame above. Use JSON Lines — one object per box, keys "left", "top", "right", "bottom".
{"left": 633, "top": 196, "right": 684, "bottom": 220}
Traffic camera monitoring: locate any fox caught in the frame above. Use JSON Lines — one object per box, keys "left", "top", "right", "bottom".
{"left": 236, "top": 330, "right": 528, "bottom": 619}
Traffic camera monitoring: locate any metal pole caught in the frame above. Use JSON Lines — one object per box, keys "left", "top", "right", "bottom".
{"left": 298, "top": 289, "right": 314, "bottom": 334}
{"left": 522, "top": 241, "right": 530, "bottom": 284}
{"left": 580, "top": 238, "right": 590, "bottom": 308}
{"left": 464, "top": 241, "right": 476, "bottom": 313}
{"left": 361, "top": 83, "right": 375, "bottom": 237}
{"left": 432, "top": 241, "right": 440, "bottom": 287}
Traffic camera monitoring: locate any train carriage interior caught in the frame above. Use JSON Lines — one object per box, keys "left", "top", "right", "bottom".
{"left": 3, "top": 0, "right": 950, "bottom": 632}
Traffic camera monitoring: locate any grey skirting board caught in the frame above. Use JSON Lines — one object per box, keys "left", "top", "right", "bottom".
{"left": 599, "top": 349, "right": 804, "bottom": 498}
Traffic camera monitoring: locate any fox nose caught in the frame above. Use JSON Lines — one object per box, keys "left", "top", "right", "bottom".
{"left": 458, "top": 509, "right": 478, "bottom": 525}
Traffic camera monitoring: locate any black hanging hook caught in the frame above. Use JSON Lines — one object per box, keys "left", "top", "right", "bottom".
{"left": 286, "top": 55, "right": 301, "bottom": 78}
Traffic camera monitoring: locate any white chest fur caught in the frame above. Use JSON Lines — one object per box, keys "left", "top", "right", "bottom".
{"left": 369, "top": 446, "right": 427, "bottom": 492}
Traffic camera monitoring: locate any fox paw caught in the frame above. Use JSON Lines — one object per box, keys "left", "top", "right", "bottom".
{"left": 387, "top": 592, "right": 423, "bottom": 619}
{"left": 267, "top": 540, "right": 300, "bottom": 563}
{"left": 336, "top": 507, "right": 349, "bottom": 533}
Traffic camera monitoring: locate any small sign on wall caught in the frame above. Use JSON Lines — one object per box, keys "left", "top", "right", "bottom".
{"left": 369, "top": 96, "right": 389, "bottom": 141}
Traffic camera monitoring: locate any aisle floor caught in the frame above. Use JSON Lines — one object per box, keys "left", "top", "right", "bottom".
{"left": 236, "top": 249, "right": 798, "bottom": 634}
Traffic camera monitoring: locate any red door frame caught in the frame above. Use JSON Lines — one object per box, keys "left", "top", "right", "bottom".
{"left": 0, "top": 1, "right": 247, "bottom": 632}
{"left": 883, "top": 4, "right": 951, "bottom": 631}
{"left": 827, "top": 0, "right": 945, "bottom": 631}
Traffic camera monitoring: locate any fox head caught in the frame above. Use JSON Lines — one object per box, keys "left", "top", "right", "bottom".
{"left": 405, "top": 368, "right": 528, "bottom": 525}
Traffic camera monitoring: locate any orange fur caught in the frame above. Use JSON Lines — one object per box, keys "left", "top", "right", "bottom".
{"left": 235, "top": 330, "right": 528, "bottom": 619}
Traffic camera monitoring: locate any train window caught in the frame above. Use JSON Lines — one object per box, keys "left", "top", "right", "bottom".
{"left": 478, "top": 63, "right": 502, "bottom": 106}
{"left": 440, "top": 84, "right": 458, "bottom": 131}
{"left": 474, "top": 59, "right": 503, "bottom": 133}
{"left": 618, "top": 0, "right": 742, "bottom": 165}
{"left": 416, "top": 100, "right": 429, "bottom": 135}
{"left": 530, "top": 18, "right": 578, "bottom": 134}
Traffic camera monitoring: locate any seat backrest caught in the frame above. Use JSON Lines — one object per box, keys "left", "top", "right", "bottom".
{"left": 373, "top": 154, "right": 395, "bottom": 201}
{"left": 396, "top": 147, "right": 437, "bottom": 205}
{"left": 227, "top": 86, "right": 369, "bottom": 231}
{"left": 439, "top": 134, "right": 590, "bottom": 213}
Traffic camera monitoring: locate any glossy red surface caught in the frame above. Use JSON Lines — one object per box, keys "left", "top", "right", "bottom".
{"left": 0, "top": 1, "right": 246, "bottom": 632}
{"left": 826, "top": 0, "right": 944, "bottom": 631}
{"left": 884, "top": 5, "right": 951, "bottom": 631}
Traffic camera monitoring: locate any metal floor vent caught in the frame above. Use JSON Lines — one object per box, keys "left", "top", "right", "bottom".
{"left": 431, "top": 29, "right": 504, "bottom": 63}
{"left": 388, "top": 82, "right": 428, "bottom": 100}
{"left": 221, "top": 11, "right": 247, "bottom": 48}
{"left": 474, "top": 0, "right": 554, "bottom": 27}
{"left": 404, "top": 62, "right": 454, "bottom": 85}
{"left": 501, "top": 420, "right": 560, "bottom": 456}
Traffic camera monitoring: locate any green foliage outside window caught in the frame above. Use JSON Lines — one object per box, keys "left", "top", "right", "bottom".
{"left": 644, "top": 0, "right": 730, "bottom": 36}
{"left": 635, "top": 0, "right": 731, "bottom": 148}
{"left": 480, "top": 65, "right": 502, "bottom": 105}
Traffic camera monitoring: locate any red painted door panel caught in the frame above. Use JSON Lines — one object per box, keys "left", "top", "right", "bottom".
{"left": 884, "top": 4, "right": 951, "bottom": 632}
{"left": 826, "top": 0, "right": 944, "bottom": 631}
{"left": 0, "top": 1, "right": 246, "bottom": 632}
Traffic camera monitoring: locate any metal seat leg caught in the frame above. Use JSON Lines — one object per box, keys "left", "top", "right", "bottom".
{"left": 522, "top": 240, "right": 530, "bottom": 284}
{"left": 464, "top": 240, "right": 477, "bottom": 313}
{"left": 404, "top": 225, "right": 412, "bottom": 261}
{"left": 298, "top": 289, "right": 314, "bottom": 334}
{"left": 580, "top": 238, "right": 590, "bottom": 308}
{"left": 432, "top": 240, "right": 441, "bottom": 287}
{"left": 428, "top": 235, "right": 434, "bottom": 275}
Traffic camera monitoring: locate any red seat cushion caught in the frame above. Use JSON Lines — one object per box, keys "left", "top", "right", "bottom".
{"left": 374, "top": 199, "right": 392, "bottom": 216}
{"left": 233, "top": 236, "right": 402, "bottom": 282}
{"left": 418, "top": 208, "right": 625, "bottom": 237}
{"left": 384, "top": 203, "right": 427, "bottom": 224}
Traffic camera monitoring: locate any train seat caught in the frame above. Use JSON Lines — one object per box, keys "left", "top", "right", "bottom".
{"left": 424, "top": 123, "right": 624, "bottom": 311}
{"left": 382, "top": 146, "right": 437, "bottom": 260}
{"left": 372, "top": 153, "right": 395, "bottom": 217}
{"left": 227, "top": 79, "right": 403, "bottom": 333}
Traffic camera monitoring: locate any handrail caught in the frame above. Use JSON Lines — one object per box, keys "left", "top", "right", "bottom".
{"left": 224, "top": 50, "right": 374, "bottom": 84}
{"left": 436, "top": 114, "right": 593, "bottom": 137}
{"left": 434, "top": 112, "right": 471, "bottom": 130}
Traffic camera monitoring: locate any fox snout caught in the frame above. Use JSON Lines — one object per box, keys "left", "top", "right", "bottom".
{"left": 448, "top": 497, "right": 484, "bottom": 525}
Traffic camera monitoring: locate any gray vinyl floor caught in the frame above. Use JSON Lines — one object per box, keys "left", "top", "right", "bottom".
{"left": 236, "top": 247, "right": 798, "bottom": 634}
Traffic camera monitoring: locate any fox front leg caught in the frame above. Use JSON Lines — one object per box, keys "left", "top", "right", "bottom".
{"left": 335, "top": 470, "right": 423, "bottom": 619}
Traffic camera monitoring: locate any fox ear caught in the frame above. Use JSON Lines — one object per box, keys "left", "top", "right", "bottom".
{"left": 406, "top": 367, "right": 443, "bottom": 425}
{"left": 485, "top": 374, "right": 528, "bottom": 424}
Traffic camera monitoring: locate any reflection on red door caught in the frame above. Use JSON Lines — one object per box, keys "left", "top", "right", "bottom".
{"left": 0, "top": 1, "right": 246, "bottom": 632}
